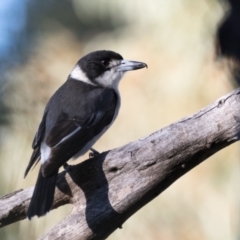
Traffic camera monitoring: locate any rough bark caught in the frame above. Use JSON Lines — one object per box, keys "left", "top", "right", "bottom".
{"left": 0, "top": 89, "right": 240, "bottom": 240}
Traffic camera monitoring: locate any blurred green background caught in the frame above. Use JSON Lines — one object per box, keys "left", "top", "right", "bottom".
{"left": 0, "top": 0, "right": 239, "bottom": 239}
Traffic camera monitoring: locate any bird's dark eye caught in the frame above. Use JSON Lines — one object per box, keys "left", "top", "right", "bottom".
{"left": 101, "top": 59, "right": 110, "bottom": 67}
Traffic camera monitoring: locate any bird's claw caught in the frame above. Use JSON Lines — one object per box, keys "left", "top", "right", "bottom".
{"left": 89, "top": 148, "right": 100, "bottom": 158}
{"left": 63, "top": 163, "right": 72, "bottom": 173}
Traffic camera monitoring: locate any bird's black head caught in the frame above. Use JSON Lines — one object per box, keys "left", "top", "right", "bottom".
{"left": 70, "top": 50, "right": 147, "bottom": 89}
{"left": 79, "top": 50, "right": 123, "bottom": 82}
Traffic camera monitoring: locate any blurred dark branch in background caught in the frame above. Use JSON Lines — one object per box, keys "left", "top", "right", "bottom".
{"left": 218, "top": 0, "right": 240, "bottom": 85}
{"left": 1, "top": 89, "right": 240, "bottom": 239}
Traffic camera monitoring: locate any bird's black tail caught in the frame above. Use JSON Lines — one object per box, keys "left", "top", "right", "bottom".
{"left": 27, "top": 167, "right": 58, "bottom": 219}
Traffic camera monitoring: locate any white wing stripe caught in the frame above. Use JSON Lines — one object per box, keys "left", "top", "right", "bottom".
{"left": 53, "top": 126, "right": 81, "bottom": 148}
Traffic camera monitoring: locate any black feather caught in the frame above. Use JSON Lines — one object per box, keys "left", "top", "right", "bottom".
{"left": 32, "top": 111, "right": 47, "bottom": 149}
{"left": 27, "top": 167, "right": 58, "bottom": 219}
{"left": 24, "top": 111, "right": 47, "bottom": 178}
{"left": 24, "top": 147, "right": 40, "bottom": 178}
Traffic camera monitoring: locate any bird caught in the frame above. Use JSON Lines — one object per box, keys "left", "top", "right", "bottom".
{"left": 24, "top": 50, "right": 147, "bottom": 219}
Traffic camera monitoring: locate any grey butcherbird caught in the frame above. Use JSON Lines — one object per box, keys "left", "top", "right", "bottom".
{"left": 25, "top": 50, "right": 147, "bottom": 219}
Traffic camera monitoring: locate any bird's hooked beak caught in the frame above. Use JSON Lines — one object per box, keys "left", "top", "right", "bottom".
{"left": 116, "top": 60, "right": 148, "bottom": 72}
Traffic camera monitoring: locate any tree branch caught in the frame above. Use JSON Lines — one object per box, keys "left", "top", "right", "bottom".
{"left": 1, "top": 89, "right": 240, "bottom": 239}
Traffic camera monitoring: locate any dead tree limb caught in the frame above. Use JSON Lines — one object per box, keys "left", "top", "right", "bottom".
{"left": 1, "top": 88, "right": 240, "bottom": 240}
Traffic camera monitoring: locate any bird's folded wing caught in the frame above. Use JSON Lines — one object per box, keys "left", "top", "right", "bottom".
{"left": 45, "top": 109, "right": 110, "bottom": 148}
{"left": 42, "top": 101, "right": 117, "bottom": 177}
{"left": 25, "top": 87, "right": 118, "bottom": 178}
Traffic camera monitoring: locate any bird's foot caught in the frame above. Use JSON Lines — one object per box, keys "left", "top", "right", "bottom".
{"left": 63, "top": 163, "right": 72, "bottom": 173}
{"left": 89, "top": 148, "right": 100, "bottom": 158}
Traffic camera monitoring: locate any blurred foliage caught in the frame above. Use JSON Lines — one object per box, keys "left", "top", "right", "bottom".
{"left": 0, "top": 0, "right": 239, "bottom": 240}
{"left": 0, "top": 1, "right": 127, "bottom": 70}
